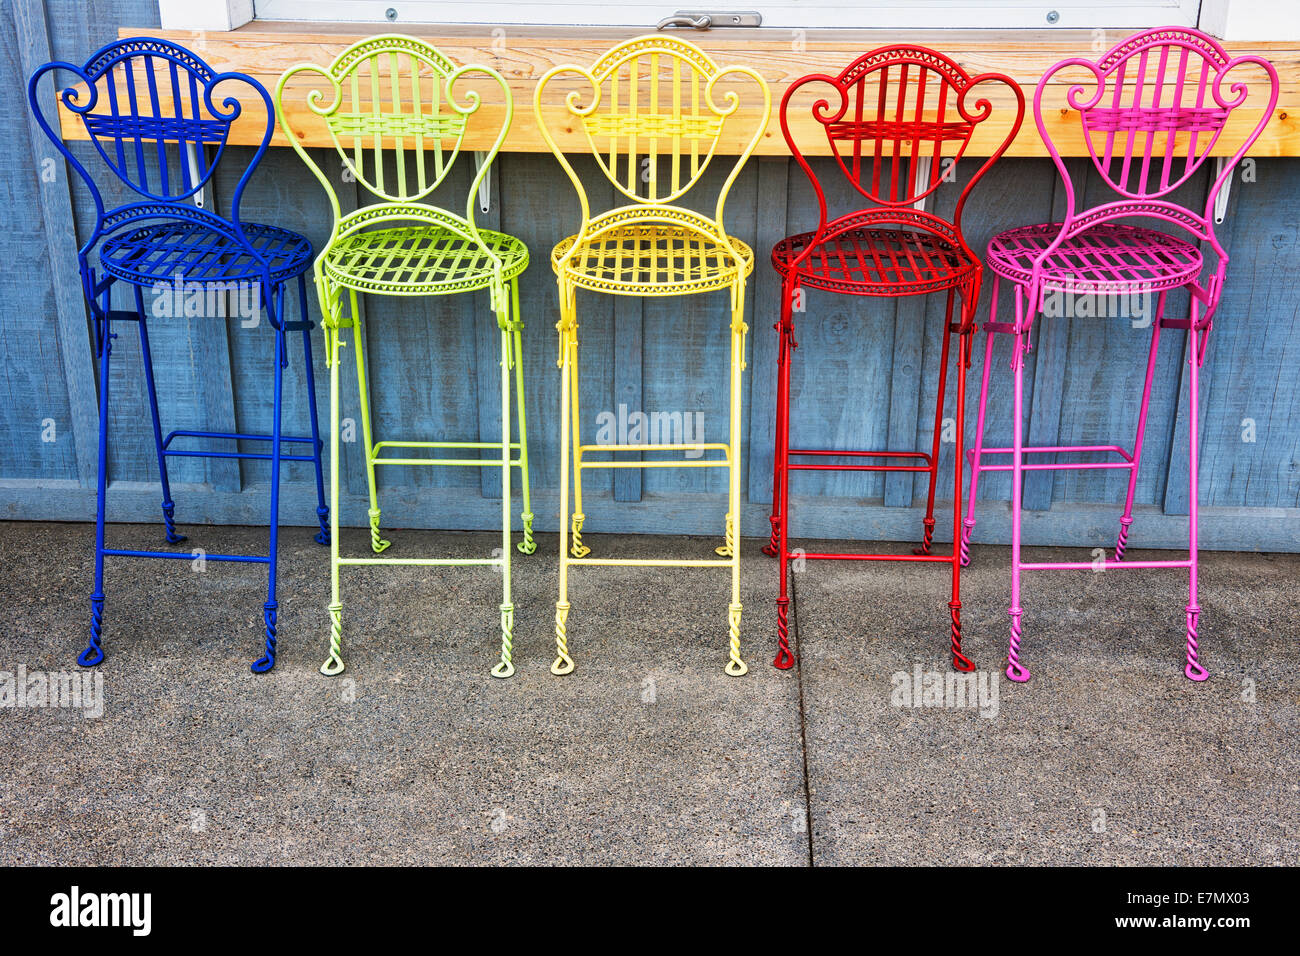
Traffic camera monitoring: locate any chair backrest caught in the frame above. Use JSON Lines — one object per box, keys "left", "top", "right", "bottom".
{"left": 28, "top": 37, "right": 271, "bottom": 234}
{"left": 276, "top": 35, "right": 509, "bottom": 225}
{"left": 781, "top": 46, "right": 1023, "bottom": 232}
{"left": 1035, "top": 27, "right": 1278, "bottom": 246}
{"left": 534, "top": 35, "right": 769, "bottom": 230}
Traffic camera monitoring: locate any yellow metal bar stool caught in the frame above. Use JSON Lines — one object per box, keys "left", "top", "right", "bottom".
{"left": 534, "top": 35, "right": 770, "bottom": 676}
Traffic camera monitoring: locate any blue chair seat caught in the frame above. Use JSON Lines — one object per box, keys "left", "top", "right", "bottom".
{"left": 99, "top": 221, "right": 312, "bottom": 286}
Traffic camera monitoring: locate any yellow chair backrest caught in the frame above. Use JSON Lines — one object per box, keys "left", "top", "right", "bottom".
{"left": 535, "top": 35, "right": 769, "bottom": 232}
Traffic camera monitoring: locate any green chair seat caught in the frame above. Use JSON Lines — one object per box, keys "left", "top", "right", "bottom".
{"left": 324, "top": 224, "right": 529, "bottom": 296}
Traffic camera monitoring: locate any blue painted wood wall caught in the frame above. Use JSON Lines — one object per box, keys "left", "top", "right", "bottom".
{"left": 3, "top": 0, "right": 1298, "bottom": 552}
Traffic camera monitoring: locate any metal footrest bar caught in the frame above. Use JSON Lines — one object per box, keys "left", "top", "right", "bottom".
{"left": 567, "top": 557, "right": 735, "bottom": 568}
{"left": 1019, "top": 559, "right": 1192, "bottom": 571}
{"left": 370, "top": 439, "right": 525, "bottom": 469}
{"left": 101, "top": 548, "right": 269, "bottom": 563}
{"left": 372, "top": 440, "right": 523, "bottom": 450}
{"left": 788, "top": 448, "right": 934, "bottom": 473}
{"left": 790, "top": 462, "right": 934, "bottom": 472}
{"left": 577, "top": 442, "right": 731, "bottom": 469}
{"left": 579, "top": 459, "right": 729, "bottom": 469}
{"left": 338, "top": 557, "right": 504, "bottom": 567}
{"left": 162, "top": 429, "right": 320, "bottom": 460}
{"left": 372, "top": 457, "right": 524, "bottom": 467}
{"left": 790, "top": 448, "right": 931, "bottom": 458}
{"left": 164, "top": 449, "right": 318, "bottom": 462}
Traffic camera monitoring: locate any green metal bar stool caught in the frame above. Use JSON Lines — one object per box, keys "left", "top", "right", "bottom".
{"left": 276, "top": 35, "right": 534, "bottom": 677}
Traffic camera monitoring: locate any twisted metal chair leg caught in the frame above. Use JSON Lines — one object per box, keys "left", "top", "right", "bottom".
{"left": 516, "top": 511, "right": 536, "bottom": 555}
{"left": 315, "top": 505, "right": 330, "bottom": 546}
{"left": 569, "top": 513, "right": 590, "bottom": 558}
{"left": 320, "top": 602, "right": 345, "bottom": 676}
{"left": 1006, "top": 609, "right": 1029, "bottom": 682}
{"left": 251, "top": 601, "right": 277, "bottom": 673}
{"left": 552, "top": 601, "right": 574, "bottom": 675}
{"left": 714, "top": 512, "right": 735, "bottom": 557}
{"left": 1114, "top": 517, "right": 1133, "bottom": 562}
{"left": 773, "top": 597, "right": 794, "bottom": 670}
{"left": 949, "top": 600, "right": 973, "bottom": 671}
{"left": 161, "top": 499, "right": 186, "bottom": 544}
{"left": 959, "top": 519, "right": 975, "bottom": 568}
{"left": 761, "top": 514, "right": 780, "bottom": 557}
{"left": 1185, "top": 606, "right": 1207, "bottom": 681}
{"left": 368, "top": 507, "right": 391, "bottom": 554}
{"left": 491, "top": 603, "right": 516, "bottom": 678}
{"left": 80, "top": 594, "right": 106, "bottom": 667}
{"left": 913, "top": 517, "right": 935, "bottom": 556}
{"left": 725, "top": 602, "right": 747, "bottom": 676}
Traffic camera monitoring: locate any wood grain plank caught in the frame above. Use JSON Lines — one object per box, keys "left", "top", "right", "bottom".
{"left": 54, "top": 26, "right": 1300, "bottom": 158}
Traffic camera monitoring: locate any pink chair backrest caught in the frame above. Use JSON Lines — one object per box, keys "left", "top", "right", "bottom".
{"left": 1035, "top": 27, "right": 1278, "bottom": 246}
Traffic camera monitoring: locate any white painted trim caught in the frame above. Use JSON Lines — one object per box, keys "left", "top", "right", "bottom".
{"left": 1201, "top": 0, "right": 1300, "bottom": 40}
{"left": 173, "top": 0, "right": 1300, "bottom": 39}
{"left": 252, "top": 0, "right": 1201, "bottom": 30}
{"left": 159, "top": 0, "right": 253, "bottom": 31}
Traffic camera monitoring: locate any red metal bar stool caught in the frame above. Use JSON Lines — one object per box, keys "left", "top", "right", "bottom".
{"left": 766, "top": 46, "right": 1023, "bottom": 672}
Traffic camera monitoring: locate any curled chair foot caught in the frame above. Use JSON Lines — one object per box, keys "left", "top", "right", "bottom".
{"left": 1114, "top": 518, "right": 1133, "bottom": 562}
{"left": 1006, "top": 610, "right": 1030, "bottom": 682}
{"left": 491, "top": 603, "right": 516, "bottom": 678}
{"left": 1185, "top": 608, "right": 1208, "bottom": 682}
{"left": 250, "top": 602, "right": 278, "bottom": 673}
{"left": 569, "top": 513, "right": 590, "bottom": 559}
{"left": 912, "top": 517, "right": 936, "bottom": 556}
{"left": 320, "top": 603, "right": 345, "bottom": 676}
{"left": 714, "top": 512, "right": 736, "bottom": 558}
{"left": 551, "top": 601, "right": 574, "bottom": 675}
{"left": 725, "top": 602, "right": 747, "bottom": 676}
{"left": 950, "top": 601, "right": 974, "bottom": 672}
{"left": 80, "top": 595, "right": 106, "bottom": 667}
{"left": 162, "top": 500, "right": 186, "bottom": 545}
{"left": 959, "top": 520, "right": 974, "bottom": 568}
{"left": 516, "top": 512, "right": 537, "bottom": 555}
{"left": 314, "top": 506, "right": 330, "bottom": 546}
{"left": 368, "top": 508, "right": 391, "bottom": 554}
{"left": 773, "top": 598, "right": 794, "bottom": 670}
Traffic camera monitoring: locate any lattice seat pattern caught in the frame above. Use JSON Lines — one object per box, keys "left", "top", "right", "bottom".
{"left": 323, "top": 224, "right": 528, "bottom": 295}
{"left": 986, "top": 222, "right": 1203, "bottom": 294}
{"left": 772, "top": 226, "right": 978, "bottom": 295}
{"left": 83, "top": 112, "right": 230, "bottom": 145}
{"left": 99, "top": 221, "right": 312, "bottom": 285}
{"left": 552, "top": 223, "right": 754, "bottom": 295}
{"left": 327, "top": 111, "right": 466, "bottom": 141}
{"left": 583, "top": 112, "right": 724, "bottom": 140}
{"left": 1085, "top": 105, "right": 1228, "bottom": 134}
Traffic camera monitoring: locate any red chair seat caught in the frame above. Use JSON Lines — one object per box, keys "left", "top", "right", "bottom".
{"left": 772, "top": 225, "right": 979, "bottom": 296}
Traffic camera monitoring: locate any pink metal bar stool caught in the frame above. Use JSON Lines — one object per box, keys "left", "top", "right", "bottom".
{"left": 961, "top": 27, "right": 1278, "bottom": 682}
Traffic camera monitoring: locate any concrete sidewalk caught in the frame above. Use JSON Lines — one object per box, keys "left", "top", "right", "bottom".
{"left": 0, "top": 520, "right": 1296, "bottom": 865}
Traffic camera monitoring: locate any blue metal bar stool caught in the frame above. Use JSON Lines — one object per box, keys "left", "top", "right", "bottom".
{"left": 28, "top": 37, "right": 328, "bottom": 672}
